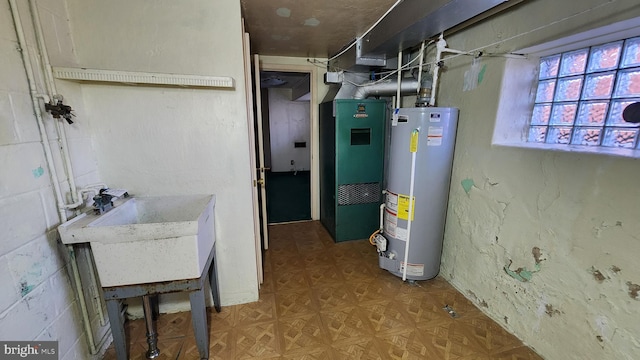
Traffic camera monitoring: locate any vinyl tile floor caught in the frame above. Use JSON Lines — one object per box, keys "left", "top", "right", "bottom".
{"left": 103, "top": 221, "right": 542, "bottom": 360}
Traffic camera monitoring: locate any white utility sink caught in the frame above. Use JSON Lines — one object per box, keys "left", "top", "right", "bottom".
{"left": 58, "top": 194, "right": 216, "bottom": 287}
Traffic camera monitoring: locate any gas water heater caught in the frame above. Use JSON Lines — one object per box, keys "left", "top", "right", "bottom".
{"left": 376, "top": 107, "right": 458, "bottom": 280}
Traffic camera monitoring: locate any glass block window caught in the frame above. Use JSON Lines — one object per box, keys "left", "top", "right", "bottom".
{"left": 529, "top": 36, "right": 640, "bottom": 149}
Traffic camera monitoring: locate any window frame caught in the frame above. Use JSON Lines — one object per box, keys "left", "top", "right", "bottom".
{"left": 492, "top": 16, "right": 640, "bottom": 158}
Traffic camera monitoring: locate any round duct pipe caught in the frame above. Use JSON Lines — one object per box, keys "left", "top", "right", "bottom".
{"left": 353, "top": 78, "right": 419, "bottom": 99}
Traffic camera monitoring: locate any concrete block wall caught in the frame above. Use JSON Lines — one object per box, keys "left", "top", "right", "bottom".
{"left": 0, "top": 0, "right": 105, "bottom": 359}
{"left": 432, "top": 1, "right": 640, "bottom": 359}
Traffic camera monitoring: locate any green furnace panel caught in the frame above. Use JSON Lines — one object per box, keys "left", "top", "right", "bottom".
{"left": 319, "top": 99, "right": 386, "bottom": 242}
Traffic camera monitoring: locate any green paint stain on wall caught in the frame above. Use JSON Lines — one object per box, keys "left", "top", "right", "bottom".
{"left": 504, "top": 262, "right": 541, "bottom": 282}
{"left": 461, "top": 178, "right": 475, "bottom": 194}
{"left": 32, "top": 166, "right": 44, "bottom": 178}
{"left": 20, "top": 282, "right": 35, "bottom": 296}
{"left": 478, "top": 64, "right": 487, "bottom": 84}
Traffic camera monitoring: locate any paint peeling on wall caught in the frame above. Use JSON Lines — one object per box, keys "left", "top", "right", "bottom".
{"left": 20, "top": 281, "right": 34, "bottom": 297}
{"left": 589, "top": 267, "right": 608, "bottom": 283}
{"left": 478, "top": 64, "right": 487, "bottom": 84}
{"left": 504, "top": 247, "right": 544, "bottom": 282}
{"left": 592, "top": 220, "right": 623, "bottom": 238}
{"left": 545, "top": 304, "right": 562, "bottom": 317}
{"left": 504, "top": 261, "right": 540, "bottom": 282}
{"left": 32, "top": 166, "right": 44, "bottom": 178}
{"left": 461, "top": 178, "right": 474, "bottom": 194}
{"left": 467, "top": 290, "right": 489, "bottom": 308}
{"left": 626, "top": 282, "right": 639, "bottom": 299}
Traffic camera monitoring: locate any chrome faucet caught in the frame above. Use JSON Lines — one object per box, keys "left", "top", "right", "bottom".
{"left": 93, "top": 189, "right": 115, "bottom": 214}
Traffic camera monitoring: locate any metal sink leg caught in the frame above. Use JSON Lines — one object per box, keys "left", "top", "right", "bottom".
{"left": 142, "top": 295, "right": 160, "bottom": 359}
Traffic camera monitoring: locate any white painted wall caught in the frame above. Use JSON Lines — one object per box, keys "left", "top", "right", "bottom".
{"left": 268, "top": 88, "right": 311, "bottom": 172}
{"left": 0, "top": 1, "right": 105, "bottom": 359}
{"left": 428, "top": 0, "right": 640, "bottom": 359}
{"left": 65, "top": 0, "right": 258, "bottom": 311}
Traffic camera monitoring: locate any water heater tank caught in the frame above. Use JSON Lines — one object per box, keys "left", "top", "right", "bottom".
{"left": 379, "top": 107, "right": 458, "bottom": 280}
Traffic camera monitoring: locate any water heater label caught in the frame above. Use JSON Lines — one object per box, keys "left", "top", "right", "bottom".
{"left": 395, "top": 227, "right": 407, "bottom": 241}
{"left": 427, "top": 126, "right": 443, "bottom": 146}
{"left": 384, "top": 209, "right": 397, "bottom": 238}
{"left": 400, "top": 262, "right": 425, "bottom": 276}
{"left": 397, "top": 194, "right": 416, "bottom": 221}
{"left": 410, "top": 129, "right": 419, "bottom": 152}
{"left": 386, "top": 191, "right": 398, "bottom": 213}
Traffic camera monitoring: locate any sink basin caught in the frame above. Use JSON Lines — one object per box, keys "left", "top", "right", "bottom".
{"left": 58, "top": 194, "right": 216, "bottom": 287}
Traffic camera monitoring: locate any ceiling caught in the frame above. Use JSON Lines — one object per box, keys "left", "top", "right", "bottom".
{"left": 240, "top": 0, "right": 399, "bottom": 58}
{"left": 260, "top": 71, "right": 308, "bottom": 88}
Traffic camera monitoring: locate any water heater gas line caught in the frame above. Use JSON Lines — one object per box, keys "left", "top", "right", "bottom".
{"left": 402, "top": 127, "right": 419, "bottom": 281}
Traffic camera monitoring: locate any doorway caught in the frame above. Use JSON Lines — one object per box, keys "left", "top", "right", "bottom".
{"left": 260, "top": 71, "right": 312, "bottom": 223}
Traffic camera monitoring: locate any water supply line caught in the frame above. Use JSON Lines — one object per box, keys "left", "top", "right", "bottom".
{"left": 430, "top": 33, "right": 473, "bottom": 106}
{"left": 29, "top": 0, "right": 110, "bottom": 329}
{"left": 10, "top": 1, "right": 108, "bottom": 354}
{"left": 28, "top": 0, "right": 78, "bottom": 206}
{"left": 370, "top": 202, "right": 386, "bottom": 246}
{"left": 378, "top": 201, "right": 385, "bottom": 233}
{"left": 402, "top": 128, "right": 419, "bottom": 281}
{"left": 10, "top": 0, "right": 66, "bottom": 223}
{"left": 28, "top": 0, "right": 110, "bottom": 332}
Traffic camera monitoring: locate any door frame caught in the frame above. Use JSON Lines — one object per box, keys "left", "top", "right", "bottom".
{"left": 241, "top": 22, "right": 263, "bottom": 284}
{"left": 256, "top": 58, "right": 320, "bottom": 220}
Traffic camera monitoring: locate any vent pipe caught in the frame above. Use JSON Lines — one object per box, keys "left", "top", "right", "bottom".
{"left": 353, "top": 78, "right": 419, "bottom": 100}
{"left": 326, "top": 72, "right": 420, "bottom": 100}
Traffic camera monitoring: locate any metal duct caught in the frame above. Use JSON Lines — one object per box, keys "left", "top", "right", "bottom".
{"left": 353, "top": 78, "right": 419, "bottom": 99}
{"left": 326, "top": 72, "right": 419, "bottom": 100}
{"left": 329, "top": 0, "right": 520, "bottom": 71}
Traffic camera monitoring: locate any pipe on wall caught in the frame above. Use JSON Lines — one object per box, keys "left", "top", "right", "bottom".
{"left": 9, "top": 0, "right": 67, "bottom": 223}
{"left": 28, "top": 0, "right": 79, "bottom": 206}
{"left": 10, "top": 0, "right": 110, "bottom": 354}
{"left": 353, "top": 78, "right": 419, "bottom": 100}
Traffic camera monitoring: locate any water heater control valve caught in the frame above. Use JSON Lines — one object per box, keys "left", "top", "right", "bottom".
{"left": 373, "top": 234, "right": 388, "bottom": 253}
